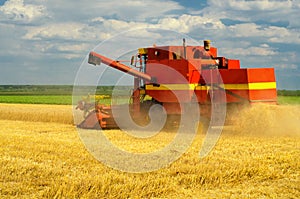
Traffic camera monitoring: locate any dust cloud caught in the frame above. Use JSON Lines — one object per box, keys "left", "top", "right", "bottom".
{"left": 229, "top": 104, "right": 300, "bottom": 137}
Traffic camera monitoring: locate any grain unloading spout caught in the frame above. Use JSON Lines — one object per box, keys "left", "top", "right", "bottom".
{"left": 88, "top": 52, "right": 156, "bottom": 83}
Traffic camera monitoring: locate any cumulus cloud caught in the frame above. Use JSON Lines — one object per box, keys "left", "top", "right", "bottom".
{"left": 227, "top": 46, "right": 278, "bottom": 56}
{"left": 89, "top": 14, "right": 225, "bottom": 40}
{"left": 0, "top": 0, "right": 48, "bottom": 24}
{"left": 23, "top": 22, "right": 119, "bottom": 44}
{"left": 205, "top": 0, "right": 300, "bottom": 28}
{"left": 158, "top": 14, "right": 225, "bottom": 33}
{"left": 24, "top": 23, "right": 89, "bottom": 41}
{"left": 0, "top": 0, "right": 299, "bottom": 88}
{"left": 24, "top": 14, "right": 224, "bottom": 42}
{"left": 57, "top": 44, "right": 91, "bottom": 53}
{"left": 224, "top": 23, "right": 300, "bottom": 45}
{"left": 209, "top": 0, "right": 292, "bottom": 11}
{"left": 41, "top": 0, "right": 183, "bottom": 22}
{"left": 228, "top": 23, "right": 287, "bottom": 38}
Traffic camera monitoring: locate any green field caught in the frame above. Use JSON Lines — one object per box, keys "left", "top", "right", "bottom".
{"left": 0, "top": 85, "right": 299, "bottom": 105}
{"left": 0, "top": 95, "right": 72, "bottom": 105}
{"left": 0, "top": 95, "right": 299, "bottom": 105}
{"left": 0, "top": 85, "right": 125, "bottom": 105}
{"left": 277, "top": 96, "right": 300, "bottom": 105}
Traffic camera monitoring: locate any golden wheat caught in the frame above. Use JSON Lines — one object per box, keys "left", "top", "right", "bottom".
{"left": 0, "top": 104, "right": 299, "bottom": 198}
{"left": 0, "top": 103, "right": 74, "bottom": 125}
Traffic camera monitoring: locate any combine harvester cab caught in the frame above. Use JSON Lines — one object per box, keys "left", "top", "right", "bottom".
{"left": 77, "top": 40, "right": 277, "bottom": 129}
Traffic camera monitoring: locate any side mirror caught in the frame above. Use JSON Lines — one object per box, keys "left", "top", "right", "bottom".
{"left": 130, "top": 55, "right": 135, "bottom": 66}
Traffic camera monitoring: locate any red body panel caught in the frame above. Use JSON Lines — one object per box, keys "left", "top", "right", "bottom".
{"left": 247, "top": 68, "right": 276, "bottom": 83}
{"left": 249, "top": 89, "right": 277, "bottom": 101}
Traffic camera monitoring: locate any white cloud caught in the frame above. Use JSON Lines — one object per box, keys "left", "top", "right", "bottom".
{"left": 204, "top": 0, "right": 300, "bottom": 29}
{"left": 57, "top": 44, "right": 91, "bottom": 52}
{"left": 157, "top": 14, "right": 225, "bottom": 33}
{"left": 260, "top": 43, "right": 270, "bottom": 48}
{"left": 23, "top": 14, "right": 225, "bottom": 43}
{"left": 41, "top": 0, "right": 182, "bottom": 22}
{"left": 23, "top": 23, "right": 84, "bottom": 40}
{"left": 0, "top": 0, "right": 48, "bottom": 23}
{"left": 221, "top": 23, "right": 300, "bottom": 44}
{"left": 209, "top": 0, "right": 292, "bottom": 11}
{"left": 23, "top": 23, "right": 112, "bottom": 42}
{"left": 111, "top": 0, "right": 182, "bottom": 20}
{"left": 89, "top": 14, "right": 225, "bottom": 36}
{"left": 227, "top": 46, "right": 278, "bottom": 56}
{"left": 228, "top": 23, "right": 288, "bottom": 38}
{"left": 101, "top": 19, "right": 149, "bottom": 32}
{"left": 268, "top": 28, "right": 300, "bottom": 44}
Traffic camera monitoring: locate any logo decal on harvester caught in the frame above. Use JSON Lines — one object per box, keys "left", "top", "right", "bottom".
{"left": 73, "top": 28, "right": 227, "bottom": 173}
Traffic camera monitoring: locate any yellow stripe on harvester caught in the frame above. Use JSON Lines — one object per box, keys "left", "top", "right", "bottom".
{"left": 248, "top": 82, "right": 276, "bottom": 90}
{"left": 222, "top": 84, "right": 248, "bottom": 90}
{"left": 145, "top": 82, "right": 276, "bottom": 91}
{"left": 222, "top": 82, "right": 276, "bottom": 90}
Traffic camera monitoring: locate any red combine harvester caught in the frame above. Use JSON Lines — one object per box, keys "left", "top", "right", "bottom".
{"left": 77, "top": 40, "right": 277, "bottom": 129}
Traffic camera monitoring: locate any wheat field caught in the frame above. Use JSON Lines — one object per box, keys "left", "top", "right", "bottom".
{"left": 0, "top": 103, "right": 299, "bottom": 198}
{"left": 0, "top": 103, "right": 73, "bottom": 124}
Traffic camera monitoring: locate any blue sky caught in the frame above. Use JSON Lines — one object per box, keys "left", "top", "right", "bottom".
{"left": 0, "top": 0, "right": 299, "bottom": 89}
